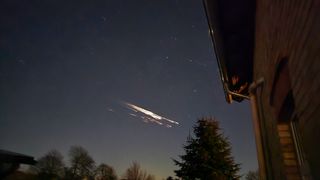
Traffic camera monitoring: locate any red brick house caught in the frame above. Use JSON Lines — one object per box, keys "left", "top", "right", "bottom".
{"left": 203, "top": 0, "right": 320, "bottom": 179}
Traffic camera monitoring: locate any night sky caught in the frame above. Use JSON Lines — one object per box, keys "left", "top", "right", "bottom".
{"left": 0, "top": 0, "right": 257, "bottom": 179}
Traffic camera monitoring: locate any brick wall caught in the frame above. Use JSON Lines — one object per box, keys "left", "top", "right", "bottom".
{"left": 254, "top": 0, "right": 320, "bottom": 179}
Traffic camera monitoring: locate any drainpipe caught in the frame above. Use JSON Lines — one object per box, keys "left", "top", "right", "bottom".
{"left": 224, "top": 78, "right": 266, "bottom": 179}
{"left": 248, "top": 78, "right": 266, "bottom": 180}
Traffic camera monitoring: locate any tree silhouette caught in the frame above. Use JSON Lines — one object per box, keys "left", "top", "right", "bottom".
{"left": 173, "top": 118, "right": 240, "bottom": 180}
{"left": 166, "top": 177, "right": 179, "bottom": 180}
{"left": 245, "top": 170, "right": 259, "bottom": 180}
{"left": 124, "top": 162, "right": 155, "bottom": 180}
{"left": 166, "top": 176, "right": 179, "bottom": 180}
{"left": 36, "top": 149, "right": 65, "bottom": 179}
{"left": 95, "top": 163, "right": 117, "bottom": 180}
{"left": 69, "top": 146, "right": 95, "bottom": 179}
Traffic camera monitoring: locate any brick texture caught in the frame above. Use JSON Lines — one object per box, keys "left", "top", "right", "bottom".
{"left": 254, "top": 0, "right": 320, "bottom": 179}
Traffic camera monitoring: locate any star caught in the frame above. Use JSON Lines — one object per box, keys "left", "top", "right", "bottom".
{"left": 101, "top": 16, "right": 107, "bottom": 21}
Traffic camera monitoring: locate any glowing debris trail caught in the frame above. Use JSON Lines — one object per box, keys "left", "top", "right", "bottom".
{"left": 124, "top": 102, "right": 179, "bottom": 125}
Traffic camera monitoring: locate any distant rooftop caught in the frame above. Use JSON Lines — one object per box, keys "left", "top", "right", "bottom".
{"left": 0, "top": 149, "right": 36, "bottom": 165}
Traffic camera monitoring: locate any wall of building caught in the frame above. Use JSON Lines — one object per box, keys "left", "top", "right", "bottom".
{"left": 253, "top": 0, "right": 320, "bottom": 179}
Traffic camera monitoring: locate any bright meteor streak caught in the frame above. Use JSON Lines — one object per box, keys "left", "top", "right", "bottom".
{"left": 124, "top": 102, "right": 179, "bottom": 125}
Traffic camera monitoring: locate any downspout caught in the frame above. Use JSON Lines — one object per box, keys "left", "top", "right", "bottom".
{"left": 248, "top": 78, "right": 267, "bottom": 180}
{"left": 224, "top": 78, "right": 266, "bottom": 179}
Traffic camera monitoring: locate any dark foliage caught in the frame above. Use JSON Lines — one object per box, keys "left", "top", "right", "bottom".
{"left": 68, "top": 146, "right": 95, "bottom": 179}
{"left": 245, "top": 170, "right": 259, "bottom": 180}
{"left": 36, "top": 149, "right": 65, "bottom": 179}
{"left": 173, "top": 118, "right": 240, "bottom": 180}
{"left": 95, "top": 163, "right": 117, "bottom": 180}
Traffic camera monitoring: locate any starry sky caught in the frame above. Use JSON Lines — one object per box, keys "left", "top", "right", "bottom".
{"left": 0, "top": 0, "right": 257, "bottom": 179}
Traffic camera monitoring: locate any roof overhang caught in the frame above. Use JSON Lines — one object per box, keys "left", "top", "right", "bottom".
{"left": 203, "top": 0, "right": 255, "bottom": 103}
{"left": 0, "top": 149, "right": 36, "bottom": 178}
{"left": 0, "top": 149, "right": 36, "bottom": 165}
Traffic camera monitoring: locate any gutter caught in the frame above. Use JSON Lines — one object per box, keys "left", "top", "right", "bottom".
{"left": 203, "top": 0, "right": 250, "bottom": 103}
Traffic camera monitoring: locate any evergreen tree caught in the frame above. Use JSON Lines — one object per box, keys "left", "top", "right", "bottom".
{"left": 173, "top": 118, "right": 240, "bottom": 180}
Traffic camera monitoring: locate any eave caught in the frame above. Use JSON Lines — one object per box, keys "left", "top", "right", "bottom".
{"left": 0, "top": 149, "right": 36, "bottom": 165}
{"left": 203, "top": 0, "right": 255, "bottom": 103}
